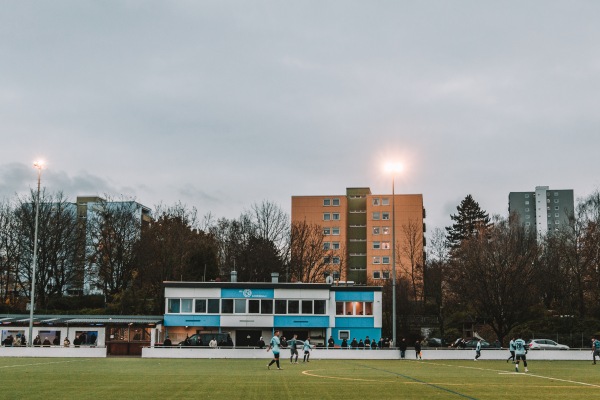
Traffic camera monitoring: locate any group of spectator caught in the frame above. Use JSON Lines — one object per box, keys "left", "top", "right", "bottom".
{"left": 339, "top": 336, "right": 392, "bottom": 349}
{"left": 2, "top": 334, "right": 26, "bottom": 347}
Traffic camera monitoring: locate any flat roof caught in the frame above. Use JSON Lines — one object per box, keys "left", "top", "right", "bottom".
{"left": 163, "top": 281, "right": 382, "bottom": 292}
{"left": 0, "top": 314, "right": 163, "bottom": 326}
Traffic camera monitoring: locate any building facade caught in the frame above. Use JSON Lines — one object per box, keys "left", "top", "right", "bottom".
{"left": 163, "top": 280, "right": 382, "bottom": 348}
{"left": 291, "top": 187, "right": 425, "bottom": 284}
{"left": 508, "top": 186, "right": 574, "bottom": 236}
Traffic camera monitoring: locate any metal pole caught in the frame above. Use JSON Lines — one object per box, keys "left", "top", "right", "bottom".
{"left": 392, "top": 176, "right": 396, "bottom": 348}
{"left": 28, "top": 164, "right": 42, "bottom": 346}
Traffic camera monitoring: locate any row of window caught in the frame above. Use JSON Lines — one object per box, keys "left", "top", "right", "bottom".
{"left": 372, "top": 198, "right": 390, "bottom": 206}
{"left": 524, "top": 207, "right": 561, "bottom": 212}
{"left": 524, "top": 192, "right": 561, "bottom": 198}
{"left": 323, "top": 198, "right": 340, "bottom": 206}
{"left": 372, "top": 256, "right": 390, "bottom": 264}
{"left": 323, "top": 256, "right": 341, "bottom": 264}
{"left": 167, "top": 298, "right": 328, "bottom": 315}
{"left": 372, "top": 212, "right": 390, "bottom": 220}
{"left": 373, "top": 226, "right": 390, "bottom": 235}
{"left": 323, "top": 213, "right": 341, "bottom": 221}
{"left": 323, "top": 227, "right": 340, "bottom": 235}
{"left": 323, "top": 242, "right": 341, "bottom": 250}
{"left": 373, "top": 241, "right": 391, "bottom": 250}
{"left": 372, "top": 271, "right": 391, "bottom": 280}
{"left": 335, "top": 301, "right": 374, "bottom": 316}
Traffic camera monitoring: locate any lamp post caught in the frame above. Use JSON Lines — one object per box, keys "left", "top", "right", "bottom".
{"left": 28, "top": 160, "right": 43, "bottom": 347}
{"left": 385, "top": 162, "right": 403, "bottom": 348}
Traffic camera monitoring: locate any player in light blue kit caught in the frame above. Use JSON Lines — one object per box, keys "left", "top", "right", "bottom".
{"left": 592, "top": 337, "right": 600, "bottom": 365}
{"left": 474, "top": 339, "right": 482, "bottom": 361}
{"left": 267, "top": 330, "right": 283, "bottom": 370}
{"left": 302, "top": 337, "right": 312, "bottom": 362}
{"left": 514, "top": 334, "right": 528, "bottom": 373}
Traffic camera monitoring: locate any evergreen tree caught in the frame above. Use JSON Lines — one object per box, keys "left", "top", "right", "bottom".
{"left": 445, "top": 194, "right": 491, "bottom": 250}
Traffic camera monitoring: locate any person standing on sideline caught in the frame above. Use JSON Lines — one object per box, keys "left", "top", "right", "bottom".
{"left": 399, "top": 338, "right": 407, "bottom": 359}
{"left": 592, "top": 337, "right": 600, "bottom": 364}
{"left": 507, "top": 337, "right": 516, "bottom": 363}
{"left": 514, "top": 334, "right": 528, "bottom": 373}
{"left": 328, "top": 336, "right": 335, "bottom": 349}
{"left": 267, "top": 330, "right": 283, "bottom": 370}
{"left": 209, "top": 337, "right": 218, "bottom": 348}
{"left": 414, "top": 339, "right": 422, "bottom": 360}
{"left": 289, "top": 334, "right": 299, "bottom": 363}
{"left": 303, "top": 337, "right": 312, "bottom": 362}
{"left": 474, "top": 339, "right": 482, "bottom": 361}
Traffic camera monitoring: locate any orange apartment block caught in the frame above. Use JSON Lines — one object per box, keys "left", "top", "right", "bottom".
{"left": 291, "top": 188, "right": 426, "bottom": 285}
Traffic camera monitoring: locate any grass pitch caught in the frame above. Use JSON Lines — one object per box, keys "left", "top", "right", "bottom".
{"left": 1, "top": 357, "right": 599, "bottom": 399}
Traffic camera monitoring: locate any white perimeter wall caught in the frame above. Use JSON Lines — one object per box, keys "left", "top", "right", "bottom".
{"left": 0, "top": 346, "right": 106, "bottom": 358}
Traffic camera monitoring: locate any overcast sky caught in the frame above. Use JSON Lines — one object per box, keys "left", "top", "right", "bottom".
{"left": 1, "top": 1, "right": 599, "bottom": 233}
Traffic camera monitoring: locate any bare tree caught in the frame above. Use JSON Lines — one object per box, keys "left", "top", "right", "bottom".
{"left": 245, "top": 200, "right": 290, "bottom": 258}
{"left": 289, "top": 221, "right": 329, "bottom": 283}
{"left": 397, "top": 219, "right": 425, "bottom": 305}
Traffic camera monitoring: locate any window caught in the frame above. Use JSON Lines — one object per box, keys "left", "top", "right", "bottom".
{"left": 332, "top": 198, "right": 340, "bottom": 206}
{"left": 373, "top": 227, "right": 380, "bottom": 235}
{"left": 332, "top": 271, "right": 340, "bottom": 280}
{"left": 314, "top": 300, "right": 326, "bottom": 314}
{"left": 332, "top": 213, "right": 340, "bottom": 220}
{"left": 221, "top": 299, "right": 233, "bottom": 314}
{"left": 525, "top": 208, "right": 529, "bottom": 212}
{"left": 373, "top": 256, "right": 381, "bottom": 264}
{"left": 373, "top": 271, "right": 381, "bottom": 279}
{"left": 323, "top": 213, "right": 331, "bottom": 221}
{"left": 275, "top": 299, "right": 287, "bottom": 314}
{"left": 181, "top": 299, "right": 192, "bottom": 313}
{"left": 323, "top": 228, "right": 331, "bottom": 235}
{"left": 554, "top": 206, "right": 559, "bottom": 211}
{"left": 382, "top": 212, "right": 390, "bottom": 220}
{"left": 555, "top": 220, "right": 560, "bottom": 224}
{"left": 554, "top": 199, "right": 559, "bottom": 203}
{"left": 195, "top": 299, "right": 206, "bottom": 313}
{"left": 525, "top": 222, "right": 530, "bottom": 226}
{"left": 288, "top": 300, "right": 300, "bottom": 314}
{"left": 249, "top": 299, "right": 260, "bottom": 314}
{"left": 382, "top": 242, "right": 390, "bottom": 249}
{"left": 525, "top": 194, "right": 529, "bottom": 198}
{"left": 332, "top": 242, "right": 340, "bottom": 250}
{"left": 554, "top": 192, "right": 559, "bottom": 196}
{"left": 208, "top": 299, "right": 220, "bottom": 313}
{"left": 339, "top": 330, "right": 350, "bottom": 340}
{"left": 302, "top": 300, "right": 313, "bottom": 314}
{"left": 372, "top": 212, "right": 380, "bottom": 220}
{"left": 324, "top": 256, "right": 331, "bottom": 264}
{"left": 336, "top": 302, "right": 344, "bottom": 315}
{"left": 382, "top": 256, "right": 390, "bottom": 264}
{"left": 355, "top": 302, "right": 364, "bottom": 315}
{"left": 323, "top": 242, "right": 330, "bottom": 250}
{"left": 382, "top": 198, "right": 390, "bottom": 205}
{"left": 235, "top": 299, "right": 246, "bottom": 313}
{"left": 332, "top": 257, "right": 340, "bottom": 264}
{"left": 365, "top": 302, "right": 373, "bottom": 315}
{"left": 332, "top": 227, "right": 340, "bottom": 235}
{"left": 525, "top": 201, "right": 529, "bottom": 205}
{"left": 526, "top": 215, "right": 530, "bottom": 219}
{"left": 261, "top": 299, "right": 273, "bottom": 314}
{"left": 323, "top": 199, "right": 331, "bottom": 206}
{"left": 382, "top": 227, "right": 390, "bottom": 235}
{"left": 372, "top": 198, "right": 380, "bottom": 206}
{"left": 373, "top": 241, "right": 381, "bottom": 249}
{"left": 382, "top": 271, "right": 390, "bottom": 279}
{"left": 168, "top": 299, "right": 180, "bottom": 313}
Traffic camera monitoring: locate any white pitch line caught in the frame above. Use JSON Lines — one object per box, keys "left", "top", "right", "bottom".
{"left": 0, "top": 360, "right": 86, "bottom": 369}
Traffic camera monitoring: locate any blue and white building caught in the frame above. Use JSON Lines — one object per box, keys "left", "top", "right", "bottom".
{"left": 163, "top": 280, "right": 382, "bottom": 347}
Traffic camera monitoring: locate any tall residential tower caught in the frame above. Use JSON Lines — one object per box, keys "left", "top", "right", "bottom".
{"left": 508, "top": 186, "right": 574, "bottom": 236}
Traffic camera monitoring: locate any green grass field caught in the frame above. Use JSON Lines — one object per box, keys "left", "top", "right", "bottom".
{"left": 1, "top": 357, "right": 599, "bottom": 399}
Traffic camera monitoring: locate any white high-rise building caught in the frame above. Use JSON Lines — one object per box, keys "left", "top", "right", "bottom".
{"left": 508, "top": 186, "right": 574, "bottom": 236}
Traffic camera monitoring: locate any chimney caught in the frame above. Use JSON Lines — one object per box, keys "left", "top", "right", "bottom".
{"left": 271, "top": 272, "right": 279, "bottom": 283}
{"left": 231, "top": 271, "right": 237, "bottom": 283}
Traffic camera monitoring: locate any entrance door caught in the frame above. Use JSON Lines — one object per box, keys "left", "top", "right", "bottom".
{"left": 237, "top": 330, "right": 262, "bottom": 347}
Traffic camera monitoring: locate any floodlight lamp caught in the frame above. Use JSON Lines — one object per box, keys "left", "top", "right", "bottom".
{"left": 384, "top": 162, "right": 403, "bottom": 174}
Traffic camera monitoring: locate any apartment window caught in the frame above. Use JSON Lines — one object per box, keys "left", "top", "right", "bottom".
{"left": 373, "top": 271, "right": 381, "bottom": 279}
{"left": 332, "top": 257, "right": 340, "bottom": 264}
{"left": 332, "top": 198, "right": 340, "bottom": 206}
{"left": 323, "top": 242, "right": 330, "bottom": 250}
{"left": 555, "top": 213, "right": 559, "bottom": 217}
{"left": 382, "top": 198, "right": 390, "bottom": 205}
{"left": 332, "top": 213, "right": 340, "bottom": 220}
{"left": 525, "top": 222, "right": 530, "bottom": 226}
{"left": 382, "top": 256, "right": 390, "bottom": 264}
{"left": 526, "top": 215, "right": 530, "bottom": 219}
{"left": 373, "top": 227, "right": 380, "bottom": 235}
{"left": 168, "top": 299, "right": 180, "bottom": 313}
{"left": 195, "top": 299, "right": 207, "bottom": 313}
{"left": 323, "top": 228, "right": 331, "bottom": 235}
{"left": 372, "top": 212, "right": 380, "bottom": 220}
{"left": 555, "top": 206, "right": 559, "bottom": 211}
{"left": 525, "top": 208, "right": 529, "bottom": 212}
{"left": 382, "top": 242, "right": 390, "bottom": 250}
{"left": 221, "top": 299, "right": 234, "bottom": 314}
{"left": 234, "top": 299, "right": 246, "bottom": 313}
{"left": 525, "top": 194, "right": 529, "bottom": 198}
{"left": 382, "top": 227, "right": 390, "bottom": 235}
{"left": 323, "top": 199, "right": 331, "bottom": 206}
{"left": 373, "top": 241, "right": 381, "bottom": 249}
{"left": 382, "top": 271, "right": 390, "bottom": 279}
{"left": 207, "top": 299, "right": 220, "bottom": 313}
{"left": 554, "top": 199, "right": 559, "bottom": 203}
{"left": 332, "top": 271, "right": 340, "bottom": 280}
{"left": 324, "top": 256, "right": 331, "bottom": 264}
{"left": 275, "top": 299, "right": 287, "bottom": 314}
{"left": 373, "top": 256, "right": 381, "bottom": 264}
{"left": 525, "top": 201, "right": 529, "bottom": 205}
{"left": 332, "top": 227, "right": 340, "bottom": 235}
{"left": 288, "top": 300, "right": 300, "bottom": 314}
{"left": 323, "top": 213, "right": 331, "bottom": 221}
{"left": 382, "top": 212, "right": 390, "bottom": 220}
{"left": 332, "top": 242, "right": 340, "bottom": 250}
{"left": 373, "top": 198, "right": 380, "bottom": 206}
{"left": 554, "top": 192, "right": 559, "bottom": 196}
{"left": 555, "top": 220, "right": 560, "bottom": 224}
{"left": 261, "top": 299, "right": 273, "bottom": 314}
{"left": 181, "top": 299, "right": 193, "bottom": 313}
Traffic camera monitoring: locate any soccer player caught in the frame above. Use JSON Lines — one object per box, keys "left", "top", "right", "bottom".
{"left": 474, "top": 339, "right": 482, "bottom": 361}
{"left": 592, "top": 337, "right": 600, "bottom": 365}
{"left": 303, "top": 337, "right": 312, "bottom": 362}
{"left": 289, "top": 334, "right": 299, "bottom": 363}
{"left": 506, "top": 337, "right": 516, "bottom": 363}
{"left": 267, "top": 330, "right": 283, "bottom": 370}
{"left": 514, "top": 334, "right": 528, "bottom": 373}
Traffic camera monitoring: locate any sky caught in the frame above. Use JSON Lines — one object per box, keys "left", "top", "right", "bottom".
{"left": 1, "top": 1, "right": 600, "bottom": 234}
